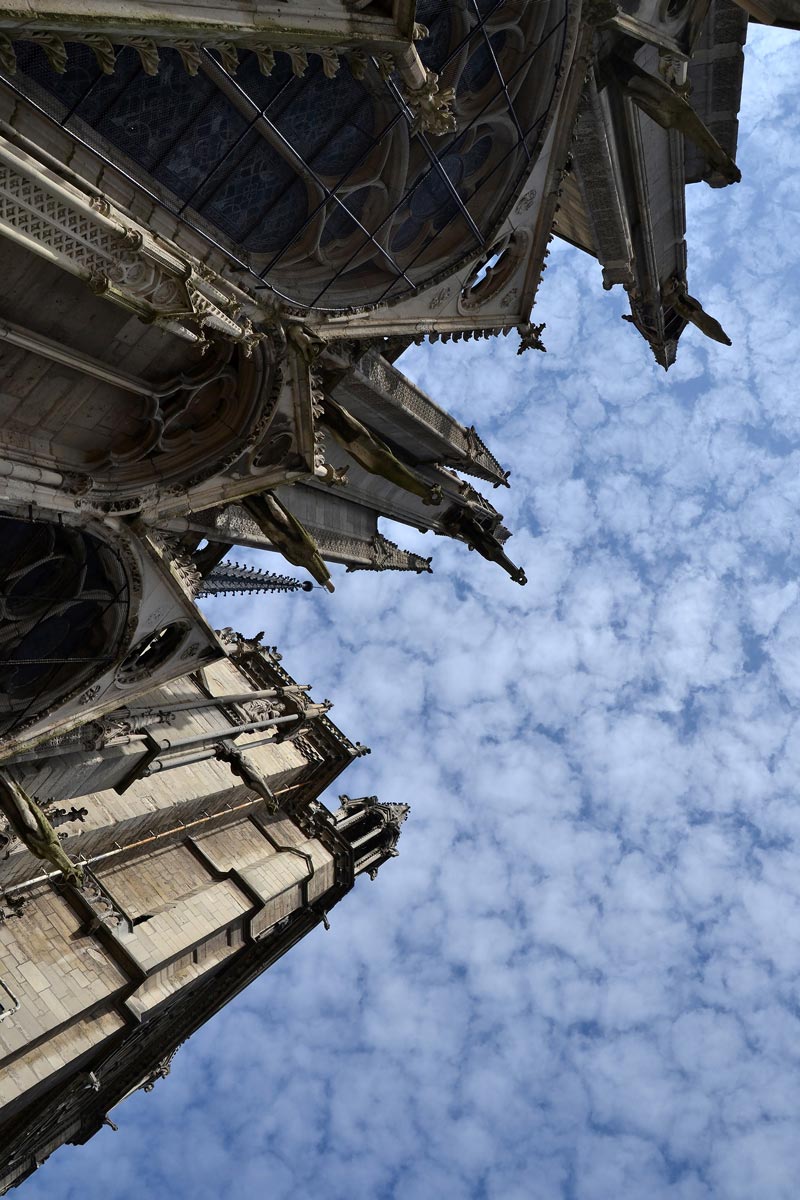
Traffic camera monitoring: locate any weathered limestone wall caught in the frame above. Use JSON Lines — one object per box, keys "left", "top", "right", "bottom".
{"left": 0, "top": 803, "right": 337, "bottom": 1124}
{"left": 0, "top": 882, "right": 129, "bottom": 1114}
{"left": 0, "top": 654, "right": 321, "bottom": 890}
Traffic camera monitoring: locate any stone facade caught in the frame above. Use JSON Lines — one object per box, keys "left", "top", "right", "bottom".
{"left": 0, "top": 632, "right": 404, "bottom": 1193}
{"left": 0, "top": 0, "right": 784, "bottom": 1190}
{"left": 0, "top": 0, "right": 764, "bottom": 609}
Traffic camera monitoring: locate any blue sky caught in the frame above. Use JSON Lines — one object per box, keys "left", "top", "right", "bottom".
{"left": 25, "top": 26, "right": 800, "bottom": 1200}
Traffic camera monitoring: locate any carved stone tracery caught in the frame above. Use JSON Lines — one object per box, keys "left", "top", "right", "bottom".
{"left": 0, "top": 308, "right": 282, "bottom": 503}
{"left": 6, "top": 1, "right": 572, "bottom": 310}
{"left": 0, "top": 516, "right": 131, "bottom": 740}
{"left": 0, "top": 147, "right": 263, "bottom": 352}
{"left": 458, "top": 231, "right": 531, "bottom": 315}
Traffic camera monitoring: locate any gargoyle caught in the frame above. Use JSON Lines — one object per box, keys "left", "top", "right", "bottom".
{"left": 663, "top": 282, "right": 732, "bottom": 346}
{"left": 613, "top": 56, "right": 741, "bottom": 187}
{"left": 320, "top": 395, "right": 443, "bottom": 507}
{"left": 243, "top": 492, "right": 335, "bottom": 592}
{"left": 441, "top": 506, "right": 528, "bottom": 586}
{"left": 0, "top": 774, "right": 83, "bottom": 886}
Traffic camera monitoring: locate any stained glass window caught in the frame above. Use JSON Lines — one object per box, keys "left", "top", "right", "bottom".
{"left": 9, "top": 0, "right": 569, "bottom": 309}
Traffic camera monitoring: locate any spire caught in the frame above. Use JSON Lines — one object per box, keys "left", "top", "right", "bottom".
{"left": 199, "top": 560, "right": 314, "bottom": 598}
{"left": 332, "top": 795, "right": 410, "bottom": 880}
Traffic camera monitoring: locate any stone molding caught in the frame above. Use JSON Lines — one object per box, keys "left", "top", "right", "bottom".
{"left": 0, "top": 2, "right": 419, "bottom": 53}
{"left": 0, "top": 135, "right": 264, "bottom": 353}
{"left": 0, "top": 5, "right": 445, "bottom": 131}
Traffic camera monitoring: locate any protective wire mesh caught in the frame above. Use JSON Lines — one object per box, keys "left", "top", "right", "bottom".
{"left": 4, "top": 0, "right": 568, "bottom": 309}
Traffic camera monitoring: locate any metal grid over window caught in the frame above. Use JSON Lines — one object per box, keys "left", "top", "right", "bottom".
{"left": 6, "top": 0, "right": 569, "bottom": 310}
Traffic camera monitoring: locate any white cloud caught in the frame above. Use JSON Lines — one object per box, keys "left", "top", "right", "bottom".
{"left": 23, "top": 27, "right": 800, "bottom": 1200}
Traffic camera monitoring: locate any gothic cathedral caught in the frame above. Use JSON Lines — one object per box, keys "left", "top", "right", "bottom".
{"left": 0, "top": 0, "right": 789, "bottom": 1189}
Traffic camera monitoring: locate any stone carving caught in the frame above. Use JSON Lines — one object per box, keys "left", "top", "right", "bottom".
{"left": 286, "top": 324, "right": 326, "bottom": 365}
{"left": 298, "top": 528, "right": 424, "bottom": 574}
{"left": 615, "top": 57, "right": 741, "bottom": 186}
{"left": 280, "top": 698, "right": 332, "bottom": 745}
{"left": 89, "top": 722, "right": 120, "bottom": 751}
{"left": 347, "top": 48, "right": 368, "bottom": 79}
{"left": 39, "top": 708, "right": 174, "bottom": 755}
{"left": 373, "top": 51, "right": 397, "bottom": 80}
{"left": 352, "top": 354, "right": 510, "bottom": 490}
{"left": 311, "top": 375, "right": 350, "bottom": 487}
{"left": 172, "top": 40, "right": 202, "bottom": 76}
{"left": 516, "top": 321, "right": 547, "bottom": 355}
{"left": 428, "top": 286, "right": 452, "bottom": 310}
{"left": 347, "top": 535, "right": 432, "bottom": 575}
{"left": 0, "top": 892, "right": 26, "bottom": 922}
{"left": 294, "top": 734, "right": 324, "bottom": 765}
{"left": 299, "top": 798, "right": 331, "bottom": 839}
{"left": 462, "top": 427, "right": 511, "bottom": 488}
{"left": 214, "top": 745, "right": 280, "bottom": 813}
{"left": 459, "top": 233, "right": 530, "bottom": 314}
{"left": 80, "top": 869, "right": 126, "bottom": 931}
{"left": 320, "top": 395, "right": 443, "bottom": 508}
{"left": 440, "top": 505, "right": 527, "bottom": 586}
{"left": 0, "top": 775, "right": 83, "bottom": 885}
{"left": 116, "top": 621, "right": 191, "bottom": 684}
{"left": 662, "top": 281, "right": 732, "bottom": 346}
{"left": 426, "top": 327, "right": 513, "bottom": 346}
{"left": 216, "top": 628, "right": 266, "bottom": 658}
{"left": 404, "top": 69, "right": 458, "bottom": 136}
{"left": 0, "top": 146, "right": 264, "bottom": 353}
{"left": 122, "top": 709, "right": 176, "bottom": 729}
{"left": 250, "top": 413, "right": 297, "bottom": 474}
{"left": 141, "top": 1049, "right": 180, "bottom": 1094}
{"left": 48, "top": 806, "right": 89, "bottom": 828}
{"left": 146, "top": 533, "right": 203, "bottom": 598}
{"left": 315, "top": 461, "right": 350, "bottom": 487}
{"left": 240, "top": 699, "right": 285, "bottom": 722}
{"left": 242, "top": 493, "right": 335, "bottom": 593}
{"left": 0, "top": 30, "right": 369, "bottom": 83}
{"left": 168, "top": 545, "right": 203, "bottom": 599}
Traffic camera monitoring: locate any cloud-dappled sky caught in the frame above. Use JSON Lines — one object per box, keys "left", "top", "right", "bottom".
{"left": 25, "top": 27, "right": 800, "bottom": 1200}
